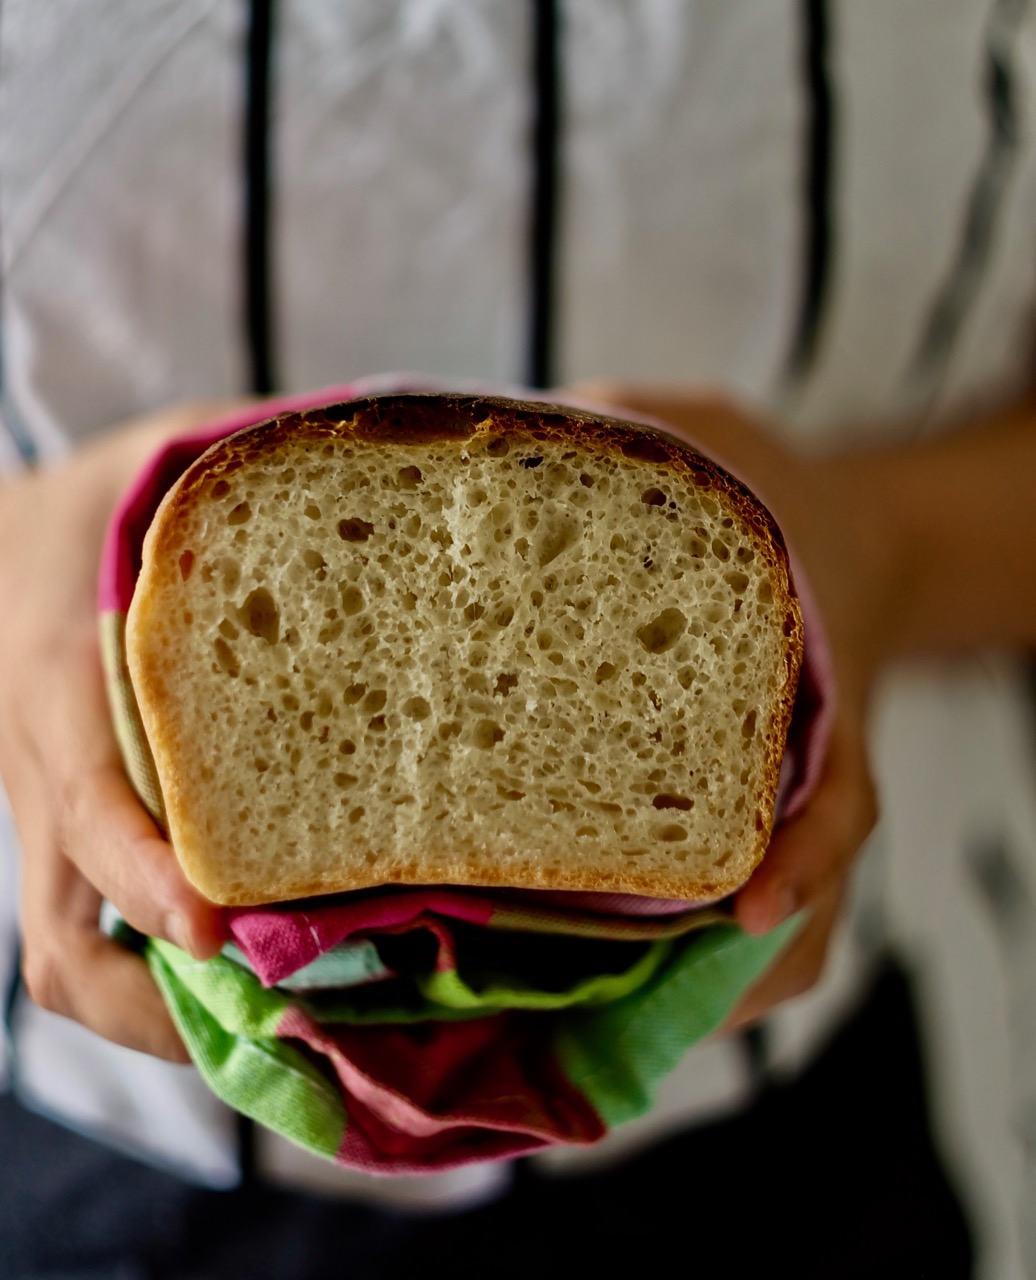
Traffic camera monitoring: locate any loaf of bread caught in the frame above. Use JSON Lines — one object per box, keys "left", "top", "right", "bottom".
{"left": 126, "top": 394, "right": 803, "bottom": 906}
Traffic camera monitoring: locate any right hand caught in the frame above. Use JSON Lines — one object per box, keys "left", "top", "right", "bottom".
{"left": 0, "top": 404, "right": 250, "bottom": 1060}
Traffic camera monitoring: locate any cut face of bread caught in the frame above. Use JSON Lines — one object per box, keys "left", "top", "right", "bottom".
{"left": 126, "top": 395, "right": 803, "bottom": 906}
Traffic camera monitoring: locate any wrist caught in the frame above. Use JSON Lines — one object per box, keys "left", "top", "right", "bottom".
{"left": 802, "top": 450, "right": 913, "bottom": 701}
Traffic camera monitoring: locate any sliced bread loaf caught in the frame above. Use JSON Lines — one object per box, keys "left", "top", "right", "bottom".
{"left": 126, "top": 394, "right": 803, "bottom": 906}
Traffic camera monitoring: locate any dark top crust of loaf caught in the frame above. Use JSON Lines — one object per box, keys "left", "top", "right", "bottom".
{"left": 169, "top": 393, "right": 796, "bottom": 573}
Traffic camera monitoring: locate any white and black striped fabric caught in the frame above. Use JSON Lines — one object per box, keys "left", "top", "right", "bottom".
{"left": 2, "top": 3, "right": 1036, "bottom": 1270}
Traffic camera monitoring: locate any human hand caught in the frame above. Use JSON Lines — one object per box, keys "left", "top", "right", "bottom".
{"left": 566, "top": 381, "right": 891, "bottom": 1025}
{"left": 0, "top": 403, "right": 251, "bottom": 1060}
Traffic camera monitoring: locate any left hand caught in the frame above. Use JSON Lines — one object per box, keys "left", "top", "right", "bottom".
{"left": 565, "top": 381, "right": 890, "bottom": 1027}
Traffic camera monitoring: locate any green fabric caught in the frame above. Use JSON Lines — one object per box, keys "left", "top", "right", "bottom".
{"left": 148, "top": 940, "right": 347, "bottom": 1160}
{"left": 413, "top": 938, "right": 674, "bottom": 1012}
{"left": 554, "top": 917, "right": 801, "bottom": 1128}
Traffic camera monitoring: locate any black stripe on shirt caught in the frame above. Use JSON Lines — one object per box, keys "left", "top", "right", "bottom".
{"left": 528, "top": 0, "right": 561, "bottom": 391}
{"left": 244, "top": 0, "right": 278, "bottom": 397}
{"left": 904, "top": 0, "right": 1028, "bottom": 410}
{"left": 238, "top": 0, "right": 278, "bottom": 1179}
{"left": 784, "top": 0, "right": 836, "bottom": 385}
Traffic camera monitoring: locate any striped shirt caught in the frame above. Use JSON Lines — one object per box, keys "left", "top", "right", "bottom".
{"left": 1, "top": 2, "right": 1035, "bottom": 1266}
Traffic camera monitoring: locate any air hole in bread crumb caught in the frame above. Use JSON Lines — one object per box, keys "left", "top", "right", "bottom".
{"left": 221, "top": 559, "right": 241, "bottom": 592}
{"left": 652, "top": 794, "right": 694, "bottom": 811}
{"left": 397, "top": 466, "right": 423, "bottom": 489}
{"left": 318, "top": 619, "right": 344, "bottom": 643}
{"left": 757, "top": 581, "right": 773, "bottom": 604}
{"left": 474, "top": 720, "right": 505, "bottom": 749}
{"left": 212, "top": 479, "right": 230, "bottom": 498}
{"left": 403, "top": 696, "right": 431, "bottom": 721}
{"left": 658, "top": 824, "right": 688, "bottom": 842}
{"left": 494, "top": 672, "right": 519, "bottom": 697}
{"left": 725, "top": 571, "right": 750, "bottom": 594}
{"left": 537, "top": 516, "right": 579, "bottom": 567}
{"left": 333, "top": 773, "right": 357, "bottom": 789}
{"left": 227, "top": 501, "right": 252, "bottom": 525}
{"left": 241, "top": 588, "right": 280, "bottom": 644}
{"left": 338, "top": 517, "right": 374, "bottom": 542}
{"left": 594, "top": 662, "right": 616, "bottom": 684}
{"left": 636, "top": 607, "right": 686, "bottom": 654}
{"left": 339, "top": 584, "right": 364, "bottom": 616}
{"left": 742, "top": 710, "right": 757, "bottom": 740}
{"left": 214, "top": 637, "right": 239, "bottom": 676}
{"left": 179, "top": 550, "right": 195, "bottom": 581}
{"left": 641, "top": 487, "right": 666, "bottom": 506}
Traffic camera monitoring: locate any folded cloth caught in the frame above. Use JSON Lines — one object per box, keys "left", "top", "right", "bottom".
{"left": 147, "top": 919, "right": 797, "bottom": 1173}
{"left": 99, "top": 378, "right": 833, "bottom": 1175}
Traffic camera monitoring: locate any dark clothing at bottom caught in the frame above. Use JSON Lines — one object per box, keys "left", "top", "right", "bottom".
{"left": 0, "top": 959, "right": 973, "bottom": 1280}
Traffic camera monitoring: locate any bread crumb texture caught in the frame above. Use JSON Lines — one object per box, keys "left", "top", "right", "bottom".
{"left": 127, "top": 397, "right": 802, "bottom": 905}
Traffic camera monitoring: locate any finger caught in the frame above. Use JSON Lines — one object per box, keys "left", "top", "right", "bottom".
{"left": 21, "top": 625, "right": 225, "bottom": 958}
{"left": 59, "top": 761, "right": 227, "bottom": 958}
{"left": 735, "top": 710, "right": 877, "bottom": 936}
{"left": 19, "top": 847, "right": 190, "bottom": 1062}
{"left": 723, "top": 883, "right": 844, "bottom": 1032}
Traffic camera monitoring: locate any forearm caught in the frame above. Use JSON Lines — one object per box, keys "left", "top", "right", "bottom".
{"left": 827, "top": 395, "right": 1036, "bottom": 663}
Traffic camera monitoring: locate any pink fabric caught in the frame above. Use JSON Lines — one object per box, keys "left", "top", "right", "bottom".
{"left": 272, "top": 1007, "right": 605, "bottom": 1172}
{"left": 231, "top": 890, "right": 494, "bottom": 987}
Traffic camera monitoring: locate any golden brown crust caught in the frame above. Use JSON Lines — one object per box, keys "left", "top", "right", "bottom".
{"left": 131, "top": 393, "right": 803, "bottom": 904}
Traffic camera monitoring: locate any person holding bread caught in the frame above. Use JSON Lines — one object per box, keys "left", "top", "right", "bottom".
{"left": 1, "top": 5, "right": 1034, "bottom": 1277}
